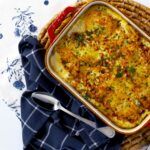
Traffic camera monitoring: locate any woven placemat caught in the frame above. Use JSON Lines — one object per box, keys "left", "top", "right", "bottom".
{"left": 38, "top": 0, "right": 150, "bottom": 149}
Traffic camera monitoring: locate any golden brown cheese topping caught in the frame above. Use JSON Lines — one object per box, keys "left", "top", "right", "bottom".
{"left": 51, "top": 5, "right": 150, "bottom": 128}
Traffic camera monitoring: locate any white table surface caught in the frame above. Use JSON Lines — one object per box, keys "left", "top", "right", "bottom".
{"left": 0, "top": 0, "right": 149, "bottom": 149}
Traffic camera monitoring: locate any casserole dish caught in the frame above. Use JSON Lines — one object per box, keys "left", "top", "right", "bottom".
{"left": 45, "top": 1, "right": 150, "bottom": 134}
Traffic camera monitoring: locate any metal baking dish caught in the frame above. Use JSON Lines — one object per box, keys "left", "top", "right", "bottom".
{"left": 45, "top": 1, "right": 150, "bottom": 134}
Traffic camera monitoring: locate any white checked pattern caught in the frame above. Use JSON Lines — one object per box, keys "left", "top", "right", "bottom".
{"left": 40, "top": 123, "right": 53, "bottom": 148}
{"left": 24, "top": 96, "right": 49, "bottom": 117}
{"left": 35, "top": 138, "right": 56, "bottom": 150}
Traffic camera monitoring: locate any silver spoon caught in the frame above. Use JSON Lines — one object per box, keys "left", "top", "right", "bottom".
{"left": 31, "top": 92, "right": 115, "bottom": 138}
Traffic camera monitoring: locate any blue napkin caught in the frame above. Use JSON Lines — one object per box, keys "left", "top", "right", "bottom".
{"left": 19, "top": 35, "right": 124, "bottom": 150}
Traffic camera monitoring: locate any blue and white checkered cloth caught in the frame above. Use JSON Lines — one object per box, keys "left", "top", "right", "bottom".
{"left": 19, "top": 35, "right": 124, "bottom": 150}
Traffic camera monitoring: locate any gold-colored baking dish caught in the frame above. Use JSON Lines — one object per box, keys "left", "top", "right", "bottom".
{"left": 45, "top": 1, "right": 150, "bottom": 134}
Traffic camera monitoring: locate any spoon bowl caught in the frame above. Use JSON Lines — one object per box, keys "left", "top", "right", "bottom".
{"left": 32, "top": 92, "right": 59, "bottom": 111}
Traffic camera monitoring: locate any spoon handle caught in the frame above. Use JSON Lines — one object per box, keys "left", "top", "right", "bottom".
{"left": 59, "top": 105, "right": 97, "bottom": 127}
{"left": 59, "top": 105, "right": 115, "bottom": 138}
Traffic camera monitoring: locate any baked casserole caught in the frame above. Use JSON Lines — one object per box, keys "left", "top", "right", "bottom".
{"left": 50, "top": 5, "right": 150, "bottom": 129}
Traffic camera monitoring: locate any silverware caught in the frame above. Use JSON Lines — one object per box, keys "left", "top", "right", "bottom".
{"left": 31, "top": 92, "right": 115, "bottom": 138}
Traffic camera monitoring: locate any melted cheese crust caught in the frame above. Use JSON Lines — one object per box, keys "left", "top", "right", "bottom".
{"left": 51, "top": 5, "right": 150, "bottom": 128}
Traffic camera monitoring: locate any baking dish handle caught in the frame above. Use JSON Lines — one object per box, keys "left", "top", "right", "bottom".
{"left": 47, "top": 6, "right": 77, "bottom": 45}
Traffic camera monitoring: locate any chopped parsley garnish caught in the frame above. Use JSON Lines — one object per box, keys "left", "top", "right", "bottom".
{"left": 95, "top": 26, "right": 105, "bottom": 36}
{"left": 113, "top": 34, "right": 120, "bottom": 40}
{"left": 108, "top": 99, "right": 112, "bottom": 103}
{"left": 83, "top": 94, "right": 90, "bottom": 100}
{"left": 116, "top": 72, "right": 123, "bottom": 78}
{"left": 75, "top": 33, "right": 84, "bottom": 43}
{"left": 128, "top": 66, "right": 136, "bottom": 74}
{"left": 124, "top": 40, "right": 129, "bottom": 45}
{"left": 62, "top": 60, "right": 68, "bottom": 65}
{"left": 86, "top": 31, "right": 92, "bottom": 37}
{"left": 107, "top": 86, "right": 115, "bottom": 91}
